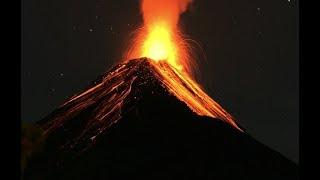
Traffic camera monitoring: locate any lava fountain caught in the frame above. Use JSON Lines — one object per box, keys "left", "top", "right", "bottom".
{"left": 126, "top": 0, "right": 242, "bottom": 131}
{"left": 127, "top": 0, "right": 192, "bottom": 74}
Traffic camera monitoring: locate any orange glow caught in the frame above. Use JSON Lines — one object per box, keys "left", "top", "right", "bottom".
{"left": 124, "top": 0, "right": 243, "bottom": 131}
{"left": 140, "top": 0, "right": 193, "bottom": 68}
{"left": 127, "top": 0, "right": 192, "bottom": 74}
{"left": 148, "top": 60, "right": 242, "bottom": 131}
{"left": 141, "top": 23, "right": 181, "bottom": 70}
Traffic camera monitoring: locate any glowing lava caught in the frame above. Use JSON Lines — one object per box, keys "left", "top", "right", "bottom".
{"left": 124, "top": 0, "right": 243, "bottom": 131}
{"left": 141, "top": 23, "right": 181, "bottom": 70}
{"left": 147, "top": 59, "right": 242, "bottom": 131}
{"left": 126, "top": 0, "right": 192, "bottom": 74}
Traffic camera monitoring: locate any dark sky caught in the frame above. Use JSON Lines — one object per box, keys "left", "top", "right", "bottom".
{"left": 22, "top": 0, "right": 299, "bottom": 163}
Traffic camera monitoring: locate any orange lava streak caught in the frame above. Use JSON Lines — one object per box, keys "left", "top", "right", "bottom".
{"left": 149, "top": 60, "right": 242, "bottom": 131}
{"left": 125, "top": 0, "right": 242, "bottom": 131}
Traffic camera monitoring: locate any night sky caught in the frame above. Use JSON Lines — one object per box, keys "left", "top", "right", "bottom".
{"left": 22, "top": 0, "right": 299, "bottom": 163}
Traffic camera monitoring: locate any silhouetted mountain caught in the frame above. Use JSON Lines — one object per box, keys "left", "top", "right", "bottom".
{"left": 23, "top": 58, "right": 298, "bottom": 180}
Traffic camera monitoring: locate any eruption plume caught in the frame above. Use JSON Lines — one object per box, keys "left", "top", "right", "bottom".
{"left": 22, "top": 2, "right": 298, "bottom": 179}
{"left": 127, "top": 0, "right": 193, "bottom": 74}
{"left": 124, "top": 0, "right": 242, "bottom": 131}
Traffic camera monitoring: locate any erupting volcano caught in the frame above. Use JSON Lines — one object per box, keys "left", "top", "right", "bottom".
{"left": 37, "top": 57, "right": 242, "bottom": 152}
{"left": 124, "top": 0, "right": 242, "bottom": 130}
{"left": 22, "top": 0, "right": 298, "bottom": 179}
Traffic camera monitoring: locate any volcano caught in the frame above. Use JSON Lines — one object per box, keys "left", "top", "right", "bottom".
{"left": 23, "top": 58, "right": 298, "bottom": 180}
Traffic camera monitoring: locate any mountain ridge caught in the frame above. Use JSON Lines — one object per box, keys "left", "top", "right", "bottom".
{"left": 24, "top": 57, "right": 298, "bottom": 180}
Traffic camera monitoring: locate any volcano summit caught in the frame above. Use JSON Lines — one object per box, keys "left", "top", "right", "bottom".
{"left": 23, "top": 58, "right": 298, "bottom": 180}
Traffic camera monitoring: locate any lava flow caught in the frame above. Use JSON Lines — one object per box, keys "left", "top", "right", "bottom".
{"left": 127, "top": 0, "right": 242, "bottom": 131}
{"left": 40, "top": 0, "right": 241, "bottom": 145}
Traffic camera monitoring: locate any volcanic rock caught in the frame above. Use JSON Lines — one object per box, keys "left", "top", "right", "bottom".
{"left": 23, "top": 58, "right": 298, "bottom": 180}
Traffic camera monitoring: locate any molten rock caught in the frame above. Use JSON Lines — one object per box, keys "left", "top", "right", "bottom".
{"left": 24, "top": 58, "right": 298, "bottom": 180}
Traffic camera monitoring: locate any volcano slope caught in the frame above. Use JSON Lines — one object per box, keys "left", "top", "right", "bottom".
{"left": 23, "top": 58, "right": 298, "bottom": 180}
